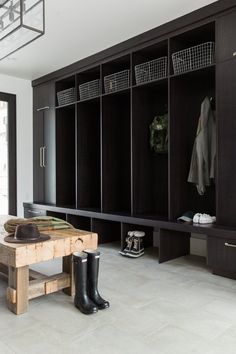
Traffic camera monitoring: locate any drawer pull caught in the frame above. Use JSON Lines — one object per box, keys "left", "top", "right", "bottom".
{"left": 225, "top": 242, "right": 236, "bottom": 248}
{"left": 37, "top": 106, "right": 50, "bottom": 112}
{"left": 233, "top": 52, "right": 236, "bottom": 57}
{"left": 28, "top": 210, "right": 40, "bottom": 214}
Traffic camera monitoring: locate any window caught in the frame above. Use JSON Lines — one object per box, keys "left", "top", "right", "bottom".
{"left": 0, "top": 93, "right": 16, "bottom": 215}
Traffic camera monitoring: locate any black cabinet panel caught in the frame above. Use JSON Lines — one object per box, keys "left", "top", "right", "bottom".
{"left": 208, "top": 236, "right": 236, "bottom": 274}
{"left": 44, "top": 107, "right": 56, "bottom": 204}
{"left": 33, "top": 109, "right": 44, "bottom": 202}
{"left": 216, "top": 10, "right": 236, "bottom": 62}
{"left": 217, "top": 60, "right": 236, "bottom": 226}
{"left": 33, "top": 82, "right": 56, "bottom": 204}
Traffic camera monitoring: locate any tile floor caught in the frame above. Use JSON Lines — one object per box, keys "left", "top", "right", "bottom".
{"left": 1, "top": 243, "right": 236, "bottom": 353}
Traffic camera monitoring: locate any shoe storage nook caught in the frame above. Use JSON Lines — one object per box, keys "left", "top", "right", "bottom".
{"left": 24, "top": 0, "right": 236, "bottom": 279}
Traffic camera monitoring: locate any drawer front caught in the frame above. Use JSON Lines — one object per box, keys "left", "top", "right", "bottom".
{"left": 24, "top": 208, "right": 46, "bottom": 218}
{"left": 208, "top": 236, "right": 236, "bottom": 273}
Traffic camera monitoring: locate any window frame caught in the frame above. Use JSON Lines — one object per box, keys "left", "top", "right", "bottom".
{"left": 0, "top": 92, "right": 17, "bottom": 216}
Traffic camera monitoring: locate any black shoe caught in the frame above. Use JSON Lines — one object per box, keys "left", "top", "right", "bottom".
{"left": 73, "top": 252, "right": 98, "bottom": 315}
{"left": 84, "top": 250, "right": 110, "bottom": 310}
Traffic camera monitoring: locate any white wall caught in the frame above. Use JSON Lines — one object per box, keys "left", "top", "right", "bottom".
{"left": 0, "top": 73, "right": 32, "bottom": 217}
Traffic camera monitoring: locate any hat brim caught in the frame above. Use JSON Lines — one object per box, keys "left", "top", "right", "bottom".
{"left": 177, "top": 216, "right": 192, "bottom": 222}
{"left": 4, "top": 233, "right": 51, "bottom": 243}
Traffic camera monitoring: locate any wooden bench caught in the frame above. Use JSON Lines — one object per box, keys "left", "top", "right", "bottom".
{"left": 0, "top": 216, "right": 98, "bottom": 314}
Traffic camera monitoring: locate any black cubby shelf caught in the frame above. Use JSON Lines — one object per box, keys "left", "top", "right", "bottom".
{"left": 77, "top": 96, "right": 100, "bottom": 104}
{"left": 132, "top": 80, "right": 169, "bottom": 218}
{"left": 132, "top": 77, "right": 168, "bottom": 89}
{"left": 169, "top": 62, "right": 215, "bottom": 220}
{"left": 76, "top": 99, "right": 101, "bottom": 211}
{"left": 102, "top": 90, "right": 131, "bottom": 215}
{"left": 102, "top": 87, "right": 130, "bottom": 97}
{"left": 55, "top": 101, "right": 77, "bottom": 109}
{"left": 169, "top": 63, "right": 215, "bottom": 79}
{"left": 30, "top": 0, "right": 236, "bottom": 275}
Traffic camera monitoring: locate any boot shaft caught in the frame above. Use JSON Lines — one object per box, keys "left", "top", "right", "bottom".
{"left": 84, "top": 250, "right": 100, "bottom": 286}
{"left": 84, "top": 249, "right": 110, "bottom": 310}
{"left": 73, "top": 252, "right": 88, "bottom": 293}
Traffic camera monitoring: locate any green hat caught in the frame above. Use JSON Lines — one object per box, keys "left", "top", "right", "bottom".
{"left": 177, "top": 211, "right": 195, "bottom": 223}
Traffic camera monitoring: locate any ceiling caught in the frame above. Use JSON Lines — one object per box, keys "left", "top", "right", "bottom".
{"left": 0, "top": 0, "right": 217, "bottom": 81}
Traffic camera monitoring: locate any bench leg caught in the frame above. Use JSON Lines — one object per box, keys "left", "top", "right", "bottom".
{"left": 7, "top": 266, "right": 29, "bottom": 315}
{"left": 62, "top": 255, "right": 75, "bottom": 296}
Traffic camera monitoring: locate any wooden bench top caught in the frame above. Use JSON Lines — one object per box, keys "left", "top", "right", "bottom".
{"left": 0, "top": 215, "right": 98, "bottom": 268}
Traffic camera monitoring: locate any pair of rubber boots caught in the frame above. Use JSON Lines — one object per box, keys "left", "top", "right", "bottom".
{"left": 73, "top": 250, "right": 109, "bottom": 315}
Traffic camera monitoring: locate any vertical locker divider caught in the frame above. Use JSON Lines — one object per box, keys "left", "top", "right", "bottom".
{"left": 100, "top": 64, "right": 103, "bottom": 213}
{"left": 130, "top": 52, "right": 134, "bottom": 216}
{"left": 75, "top": 74, "right": 78, "bottom": 209}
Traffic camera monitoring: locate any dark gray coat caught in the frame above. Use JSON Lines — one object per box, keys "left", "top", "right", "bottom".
{"left": 188, "top": 96, "right": 216, "bottom": 195}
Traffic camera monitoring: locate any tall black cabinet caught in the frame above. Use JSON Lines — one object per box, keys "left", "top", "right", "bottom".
{"left": 25, "top": 1, "right": 236, "bottom": 280}
{"left": 33, "top": 82, "right": 55, "bottom": 204}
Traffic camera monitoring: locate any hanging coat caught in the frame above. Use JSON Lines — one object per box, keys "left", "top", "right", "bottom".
{"left": 188, "top": 96, "right": 216, "bottom": 195}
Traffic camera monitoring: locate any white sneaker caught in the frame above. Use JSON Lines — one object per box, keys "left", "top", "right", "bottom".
{"left": 199, "top": 214, "right": 216, "bottom": 224}
{"left": 193, "top": 213, "right": 201, "bottom": 223}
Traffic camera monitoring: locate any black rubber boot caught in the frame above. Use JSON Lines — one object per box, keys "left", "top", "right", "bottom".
{"left": 84, "top": 250, "right": 110, "bottom": 310}
{"left": 73, "top": 252, "right": 98, "bottom": 315}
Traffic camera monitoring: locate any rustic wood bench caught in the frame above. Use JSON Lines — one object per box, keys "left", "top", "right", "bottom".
{"left": 0, "top": 216, "right": 98, "bottom": 315}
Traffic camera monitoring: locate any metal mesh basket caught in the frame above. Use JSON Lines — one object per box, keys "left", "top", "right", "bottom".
{"left": 57, "top": 87, "right": 76, "bottom": 106}
{"left": 135, "top": 56, "right": 168, "bottom": 85}
{"left": 104, "top": 70, "right": 130, "bottom": 93}
{"left": 172, "top": 42, "right": 215, "bottom": 75}
{"left": 79, "top": 79, "right": 100, "bottom": 100}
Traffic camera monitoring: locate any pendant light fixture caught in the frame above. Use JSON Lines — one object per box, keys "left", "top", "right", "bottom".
{"left": 0, "top": 0, "right": 45, "bottom": 60}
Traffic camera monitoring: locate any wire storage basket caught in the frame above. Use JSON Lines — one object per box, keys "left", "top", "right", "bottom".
{"left": 172, "top": 42, "right": 215, "bottom": 75}
{"left": 104, "top": 69, "right": 130, "bottom": 93}
{"left": 79, "top": 79, "right": 100, "bottom": 100}
{"left": 135, "top": 56, "right": 168, "bottom": 85}
{"left": 57, "top": 87, "right": 76, "bottom": 106}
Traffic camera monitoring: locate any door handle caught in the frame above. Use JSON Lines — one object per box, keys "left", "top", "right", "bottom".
{"left": 37, "top": 106, "right": 50, "bottom": 112}
{"left": 28, "top": 210, "right": 40, "bottom": 214}
{"left": 225, "top": 242, "right": 236, "bottom": 248}
{"left": 39, "top": 147, "right": 43, "bottom": 167}
{"left": 42, "top": 146, "right": 46, "bottom": 167}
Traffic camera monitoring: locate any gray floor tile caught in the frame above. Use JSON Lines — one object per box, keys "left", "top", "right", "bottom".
{"left": 0, "top": 244, "right": 236, "bottom": 353}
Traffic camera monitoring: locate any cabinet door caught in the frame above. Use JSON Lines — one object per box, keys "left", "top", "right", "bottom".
{"left": 44, "top": 107, "right": 56, "bottom": 204}
{"left": 33, "top": 82, "right": 55, "bottom": 203}
{"left": 217, "top": 59, "right": 236, "bottom": 226}
{"left": 33, "top": 108, "right": 44, "bottom": 202}
{"left": 208, "top": 236, "right": 236, "bottom": 275}
{"left": 217, "top": 10, "right": 236, "bottom": 62}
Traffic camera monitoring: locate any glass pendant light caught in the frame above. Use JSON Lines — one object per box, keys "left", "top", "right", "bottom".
{"left": 0, "top": 0, "right": 45, "bottom": 60}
